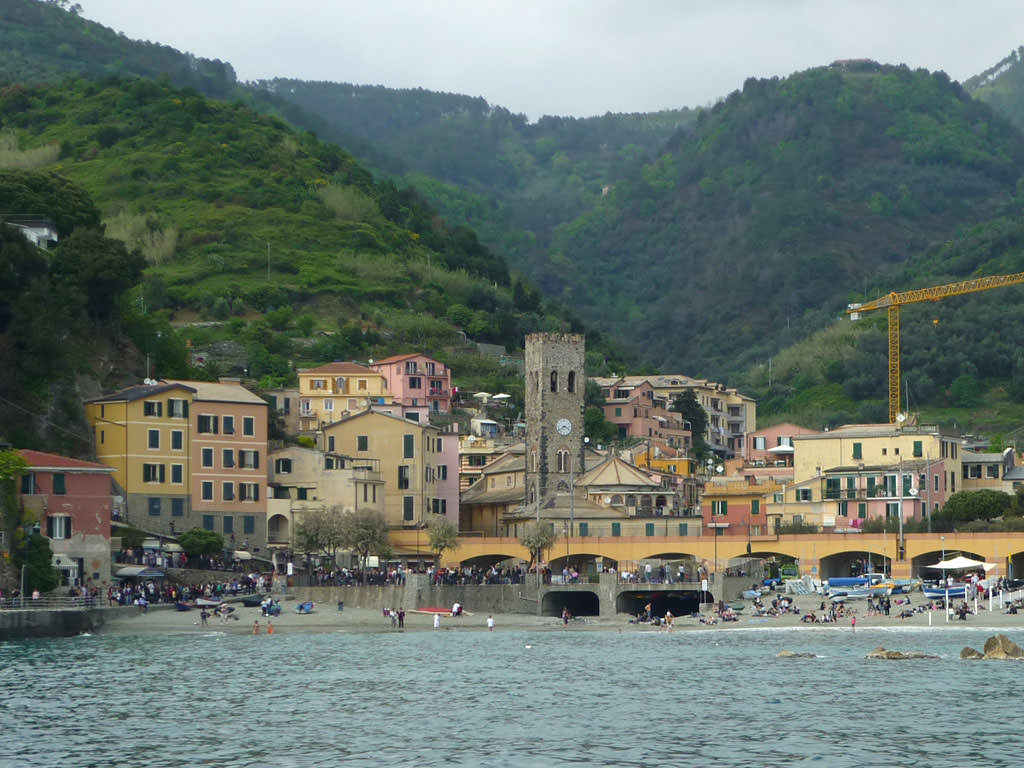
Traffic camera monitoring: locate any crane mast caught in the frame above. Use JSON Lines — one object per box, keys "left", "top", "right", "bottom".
{"left": 847, "top": 271, "right": 1024, "bottom": 423}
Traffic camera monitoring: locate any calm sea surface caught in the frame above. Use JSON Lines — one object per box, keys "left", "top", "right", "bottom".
{"left": 1, "top": 624, "right": 1019, "bottom": 768}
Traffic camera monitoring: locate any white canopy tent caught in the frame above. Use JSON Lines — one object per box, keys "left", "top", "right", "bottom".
{"left": 926, "top": 555, "right": 997, "bottom": 572}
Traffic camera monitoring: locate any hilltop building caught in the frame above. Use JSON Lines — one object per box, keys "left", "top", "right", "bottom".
{"left": 590, "top": 374, "right": 756, "bottom": 459}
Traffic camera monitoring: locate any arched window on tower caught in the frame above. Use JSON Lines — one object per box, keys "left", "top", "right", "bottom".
{"left": 567, "top": 371, "right": 575, "bottom": 393}
{"left": 557, "top": 449, "right": 569, "bottom": 473}
{"left": 550, "top": 371, "right": 558, "bottom": 392}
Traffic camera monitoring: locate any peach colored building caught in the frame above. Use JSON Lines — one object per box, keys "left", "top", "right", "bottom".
{"left": 370, "top": 353, "right": 453, "bottom": 415}
{"left": 172, "top": 379, "right": 269, "bottom": 551}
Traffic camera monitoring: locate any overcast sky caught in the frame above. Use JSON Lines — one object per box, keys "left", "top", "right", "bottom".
{"left": 80, "top": 0, "right": 1024, "bottom": 120}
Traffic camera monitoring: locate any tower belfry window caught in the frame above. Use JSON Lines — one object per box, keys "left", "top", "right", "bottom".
{"left": 550, "top": 371, "right": 558, "bottom": 392}
{"left": 567, "top": 371, "right": 575, "bottom": 393}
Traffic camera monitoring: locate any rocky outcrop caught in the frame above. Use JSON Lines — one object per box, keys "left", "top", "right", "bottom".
{"left": 865, "top": 646, "right": 938, "bottom": 660}
{"left": 962, "top": 634, "right": 1024, "bottom": 660}
{"left": 777, "top": 650, "right": 818, "bottom": 658}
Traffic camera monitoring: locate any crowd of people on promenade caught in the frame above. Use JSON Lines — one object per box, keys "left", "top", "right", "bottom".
{"left": 303, "top": 564, "right": 530, "bottom": 587}
{"left": 106, "top": 573, "right": 270, "bottom": 608}
{"left": 114, "top": 547, "right": 253, "bottom": 572}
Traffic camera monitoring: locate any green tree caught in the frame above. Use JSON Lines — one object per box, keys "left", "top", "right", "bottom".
{"left": 178, "top": 527, "right": 225, "bottom": 559}
{"left": 293, "top": 505, "right": 347, "bottom": 563}
{"left": 116, "top": 524, "right": 146, "bottom": 550}
{"left": 427, "top": 516, "right": 460, "bottom": 567}
{"left": 949, "top": 374, "right": 981, "bottom": 408}
{"left": 936, "top": 490, "right": 1012, "bottom": 525}
{"left": 21, "top": 533, "right": 59, "bottom": 594}
{"left": 338, "top": 509, "right": 390, "bottom": 578}
{"left": 671, "top": 391, "right": 709, "bottom": 458}
{"left": 518, "top": 520, "right": 558, "bottom": 570}
{"left": 52, "top": 229, "right": 146, "bottom": 324}
{"left": 0, "top": 450, "right": 28, "bottom": 571}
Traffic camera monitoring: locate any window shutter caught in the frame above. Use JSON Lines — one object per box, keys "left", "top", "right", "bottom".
{"left": 253, "top": 452, "right": 259, "bottom": 470}
{"left": 159, "top": 465, "right": 166, "bottom": 483}
{"left": 46, "top": 516, "right": 54, "bottom": 538}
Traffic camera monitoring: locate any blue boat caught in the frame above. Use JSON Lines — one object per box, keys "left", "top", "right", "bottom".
{"left": 923, "top": 585, "right": 968, "bottom": 601}
{"left": 294, "top": 601, "right": 316, "bottom": 614}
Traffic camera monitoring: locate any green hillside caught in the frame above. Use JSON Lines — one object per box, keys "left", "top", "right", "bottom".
{"left": 544, "top": 65, "right": 1024, "bottom": 372}
{"left": 964, "top": 47, "right": 1024, "bottom": 132}
{"left": 254, "top": 80, "right": 696, "bottom": 264}
{"left": 0, "top": 76, "right": 619, "bottom": 450}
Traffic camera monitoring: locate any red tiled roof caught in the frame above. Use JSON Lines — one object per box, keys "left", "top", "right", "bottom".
{"left": 18, "top": 450, "right": 111, "bottom": 471}
{"left": 302, "top": 362, "right": 377, "bottom": 375}
{"left": 370, "top": 353, "right": 427, "bottom": 365}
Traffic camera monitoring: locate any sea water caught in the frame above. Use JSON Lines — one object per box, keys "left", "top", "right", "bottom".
{"left": 0, "top": 625, "right": 1017, "bottom": 768}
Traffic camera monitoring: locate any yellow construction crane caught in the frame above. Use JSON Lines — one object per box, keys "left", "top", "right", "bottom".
{"left": 847, "top": 271, "right": 1024, "bottom": 423}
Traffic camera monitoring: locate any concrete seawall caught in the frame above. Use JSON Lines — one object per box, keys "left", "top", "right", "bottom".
{"left": 287, "top": 580, "right": 536, "bottom": 615}
{"left": 0, "top": 608, "right": 109, "bottom": 640}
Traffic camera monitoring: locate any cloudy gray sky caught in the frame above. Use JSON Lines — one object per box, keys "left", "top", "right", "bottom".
{"left": 80, "top": 0, "right": 1024, "bottom": 120}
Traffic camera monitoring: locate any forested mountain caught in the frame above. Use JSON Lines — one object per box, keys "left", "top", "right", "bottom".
{"left": 545, "top": 65, "right": 1024, "bottom": 371}
{"left": 0, "top": 76, "right": 609, "bottom": 451}
{"left": 254, "top": 79, "right": 695, "bottom": 261}
{"left": 964, "top": 47, "right": 1024, "bottom": 132}
{"left": 5, "top": 0, "right": 1024, "bottom": 437}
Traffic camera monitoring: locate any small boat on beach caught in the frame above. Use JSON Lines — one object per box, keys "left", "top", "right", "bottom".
{"left": 195, "top": 597, "right": 223, "bottom": 608}
{"left": 175, "top": 601, "right": 194, "bottom": 611}
{"left": 294, "top": 601, "right": 315, "bottom": 614}
{"left": 241, "top": 593, "right": 266, "bottom": 608}
{"left": 923, "top": 585, "right": 968, "bottom": 601}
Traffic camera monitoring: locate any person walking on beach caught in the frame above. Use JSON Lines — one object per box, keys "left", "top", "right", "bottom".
{"left": 433, "top": 613, "right": 441, "bottom": 630}
{"left": 487, "top": 615, "right": 495, "bottom": 632}
{"left": 398, "top": 609, "right": 405, "bottom": 629}
{"left": 851, "top": 615, "right": 856, "bottom": 632}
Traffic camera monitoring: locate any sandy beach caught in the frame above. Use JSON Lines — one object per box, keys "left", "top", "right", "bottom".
{"left": 98, "top": 592, "right": 1024, "bottom": 636}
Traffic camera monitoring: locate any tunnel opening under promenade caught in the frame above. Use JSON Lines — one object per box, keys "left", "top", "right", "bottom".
{"left": 819, "top": 551, "right": 891, "bottom": 581}
{"left": 615, "top": 589, "right": 705, "bottom": 617}
{"left": 541, "top": 590, "right": 600, "bottom": 617}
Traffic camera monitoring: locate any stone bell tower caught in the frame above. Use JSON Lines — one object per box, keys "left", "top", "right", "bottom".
{"left": 525, "top": 332, "right": 585, "bottom": 505}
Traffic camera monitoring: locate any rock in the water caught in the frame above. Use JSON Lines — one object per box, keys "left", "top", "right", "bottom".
{"left": 777, "top": 650, "right": 817, "bottom": 658}
{"left": 961, "top": 647, "right": 984, "bottom": 659}
{"left": 865, "top": 647, "right": 938, "bottom": 660}
{"left": 982, "top": 634, "right": 1024, "bottom": 659}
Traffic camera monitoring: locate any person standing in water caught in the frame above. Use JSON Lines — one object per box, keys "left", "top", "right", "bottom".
{"left": 487, "top": 615, "right": 495, "bottom": 631}
{"left": 433, "top": 613, "right": 441, "bottom": 630}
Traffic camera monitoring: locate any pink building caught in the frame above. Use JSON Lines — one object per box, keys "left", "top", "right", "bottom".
{"left": 599, "top": 380, "right": 687, "bottom": 448}
{"left": 746, "top": 422, "right": 820, "bottom": 468}
{"left": 17, "top": 449, "right": 115, "bottom": 588}
{"left": 370, "top": 353, "right": 453, "bottom": 415}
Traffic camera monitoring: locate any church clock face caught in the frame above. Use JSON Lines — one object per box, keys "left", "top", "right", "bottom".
{"left": 556, "top": 417, "right": 572, "bottom": 436}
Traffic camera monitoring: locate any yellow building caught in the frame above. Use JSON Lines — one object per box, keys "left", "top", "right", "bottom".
{"left": 86, "top": 378, "right": 270, "bottom": 548}
{"left": 320, "top": 410, "right": 457, "bottom": 529}
{"left": 87, "top": 381, "right": 196, "bottom": 528}
{"left": 297, "top": 362, "right": 389, "bottom": 431}
{"left": 767, "top": 423, "right": 963, "bottom": 531}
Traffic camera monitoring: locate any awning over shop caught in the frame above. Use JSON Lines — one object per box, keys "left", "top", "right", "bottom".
{"left": 115, "top": 566, "right": 166, "bottom": 579}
